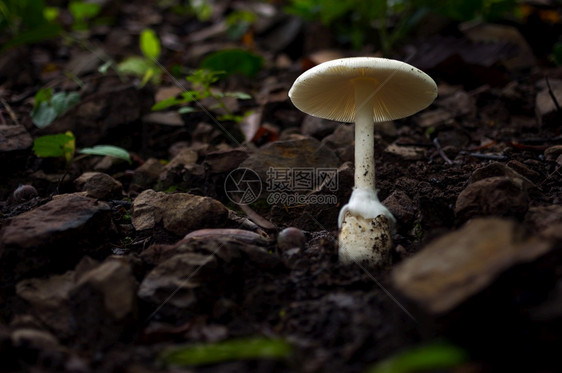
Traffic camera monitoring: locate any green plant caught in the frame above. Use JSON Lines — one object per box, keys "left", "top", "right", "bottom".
{"left": 151, "top": 68, "right": 252, "bottom": 121}
{"left": 33, "top": 131, "right": 132, "bottom": 165}
{"left": 31, "top": 88, "right": 80, "bottom": 128}
{"left": 285, "top": 0, "right": 520, "bottom": 54}
{"left": 68, "top": 0, "right": 101, "bottom": 31}
{"left": 117, "top": 28, "right": 163, "bottom": 86}
{"left": 159, "top": 337, "right": 292, "bottom": 366}
{"left": 225, "top": 10, "right": 257, "bottom": 40}
{"left": 365, "top": 341, "right": 468, "bottom": 373}
{"left": 200, "top": 49, "right": 263, "bottom": 78}
{"left": 0, "top": 0, "right": 62, "bottom": 51}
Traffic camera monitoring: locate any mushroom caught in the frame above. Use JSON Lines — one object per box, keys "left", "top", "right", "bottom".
{"left": 289, "top": 57, "right": 437, "bottom": 265}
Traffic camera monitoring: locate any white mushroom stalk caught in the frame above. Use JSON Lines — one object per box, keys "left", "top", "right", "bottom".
{"left": 289, "top": 57, "right": 437, "bottom": 266}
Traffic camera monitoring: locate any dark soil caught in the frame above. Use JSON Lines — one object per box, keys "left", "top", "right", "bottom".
{"left": 1, "top": 1, "right": 562, "bottom": 372}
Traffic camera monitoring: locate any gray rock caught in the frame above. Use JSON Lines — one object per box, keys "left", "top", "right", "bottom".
{"left": 384, "top": 143, "right": 426, "bottom": 161}
{"left": 0, "top": 125, "right": 33, "bottom": 153}
{"left": 74, "top": 172, "right": 123, "bottom": 200}
{"left": 131, "top": 158, "right": 165, "bottom": 189}
{"left": 131, "top": 189, "right": 229, "bottom": 236}
{"left": 277, "top": 227, "right": 306, "bottom": 252}
{"left": 544, "top": 145, "right": 562, "bottom": 161}
{"left": 166, "top": 148, "right": 198, "bottom": 169}
{"left": 524, "top": 205, "right": 562, "bottom": 243}
{"left": 455, "top": 176, "right": 529, "bottom": 223}
{"left": 139, "top": 233, "right": 281, "bottom": 320}
{"left": 204, "top": 147, "right": 249, "bottom": 174}
{"left": 16, "top": 259, "right": 137, "bottom": 349}
{"left": 469, "top": 162, "right": 535, "bottom": 190}
{"left": 321, "top": 125, "right": 354, "bottom": 162}
{"left": 383, "top": 190, "right": 415, "bottom": 226}
{"left": 0, "top": 193, "right": 112, "bottom": 280}
{"left": 240, "top": 136, "right": 340, "bottom": 193}
{"left": 69, "top": 260, "right": 137, "bottom": 347}
{"left": 392, "top": 218, "right": 553, "bottom": 314}
{"left": 301, "top": 116, "right": 338, "bottom": 139}
{"left": 16, "top": 271, "right": 76, "bottom": 337}
{"left": 138, "top": 253, "right": 219, "bottom": 311}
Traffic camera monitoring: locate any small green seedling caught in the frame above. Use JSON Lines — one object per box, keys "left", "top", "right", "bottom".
{"left": 33, "top": 131, "right": 132, "bottom": 165}
{"left": 159, "top": 337, "right": 292, "bottom": 366}
{"left": 68, "top": 0, "right": 101, "bottom": 31}
{"left": 31, "top": 88, "right": 80, "bottom": 128}
{"left": 117, "top": 28, "right": 162, "bottom": 86}
{"left": 366, "top": 341, "right": 468, "bottom": 373}
{"left": 151, "top": 68, "right": 252, "bottom": 122}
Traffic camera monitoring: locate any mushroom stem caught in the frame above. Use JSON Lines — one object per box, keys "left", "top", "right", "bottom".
{"left": 354, "top": 79, "right": 376, "bottom": 190}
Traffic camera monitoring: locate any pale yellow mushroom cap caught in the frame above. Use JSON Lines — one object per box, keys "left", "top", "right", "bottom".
{"left": 289, "top": 57, "right": 438, "bottom": 123}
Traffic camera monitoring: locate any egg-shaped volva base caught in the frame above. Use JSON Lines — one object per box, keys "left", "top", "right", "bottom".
{"left": 338, "top": 211, "right": 393, "bottom": 266}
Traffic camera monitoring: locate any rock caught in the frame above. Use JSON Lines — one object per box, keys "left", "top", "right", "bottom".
{"left": 414, "top": 109, "right": 454, "bottom": 128}
{"left": 204, "top": 147, "right": 249, "bottom": 174}
{"left": 321, "top": 125, "right": 354, "bottom": 162}
{"left": 392, "top": 218, "right": 554, "bottom": 315}
{"left": 16, "top": 271, "right": 76, "bottom": 338}
{"left": 166, "top": 148, "right": 198, "bottom": 169}
{"left": 438, "top": 90, "right": 476, "bottom": 118}
{"left": 39, "top": 83, "right": 153, "bottom": 146}
{"left": 11, "top": 328, "right": 66, "bottom": 366}
{"left": 142, "top": 111, "right": 183, "bottom": 127}
{"left": 131, "top": 158, "right": 165, "bottom": 189}
{"left": 301, "top": 116, "right": 338, "bottom": 139}
{"left": 506, "top": 160, "right": 542, "bottom": 184}
{"left": 12, "top": 185, "right": 38, "bottom": 203}
{"left": 138, "top": 253, "right": 219, "bottom": 316}
{"left": 0, "top": 125, "right": 33, "bottom": 174}
{"left": 524, "top": 205, "right": 562, "bottom": 243}
{"left": 277, "top": 227, "right": 306, "bottom": 252}
{"left": 157, "top": 149, "right": 201, "bottom": 190}
{"left": 240, "top": 136, "right": 340, "bottom": 193}
{"left": 384, "top": 143, "right": 426, "bottom": 161}
{"left": 0, "top": 125, "right": 33, "bottom": 153}
{"left": 535, "top": 79, "right": 562, "bottom": 126}
{"left": 469, "top": 162, "right": 535, "bottom": 190}
{"left": 455, "top": 176, "right": 529, "bottom": 223}
{"left": 11, "top": 328, "right": 63, "bottom": 353}
{"left": 544, "top": 145, "right": 562, "bottom": 161}
{"left": 69, "top": 260, "right": 137, "bottom": 347}
{"left": 131, "top": 189, "right": 229, "bottom": 236}
{"left": 74, "top": 172, "right": 123, "bottom": 200}
{"left": 139, "top": 233, "right": 281, "bottom": 320}
{"left": 0, "top": 193, "right": 112, "bottom": 281}
{"left": 16, "top": 257, "right": 137, "bottom": 349}
{"left": 382, "top": 190, "right": 416, "bottom": 227}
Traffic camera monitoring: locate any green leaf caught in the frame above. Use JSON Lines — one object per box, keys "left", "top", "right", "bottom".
{"left": 117, "top": 56, "right": 154, "bottom": 76}
{"left": 1, "top": 20, "right": 61, "bottom": 51}
{"left": 140, "top": 28, "right": 161, "bottom": 60}
{"left": 160, "top": 337, "right": 292, "bottom": 366}
{"left": 200, "top": 49, "right": 263, "bottom": 78}
{"left": 69, "top": 1, "right": 101, "bottom": 22}
{"left": 178, "top": 106, "right": 196, "bottom": 114}
{"left": 225, "top": 91, "right": 252, "bottom": 100}
{"left": 32, "top": 101, "right": 58, "bottom": 128}
{"left": 33, "top": 132, "right": 75, "bottom": 160}
{"left": 31, "top": 90, "right": 80, "bottom": 128}
{"left": 43, "top": 7, "right": 59, "bottom": 22}
{"left": 366, "top": 342, "right": 468, "bottom": 373}
{"left": 50, "top": 91, "right": 80, "bottom": 115}
{"left": 33, "top": 88, "right": 53, "bottom": 110}
{"left": 151, "top": 96, "right": 183, "bottom": 111}
{"left": 79, "top": 145, "right": 131, "bottom": 163}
